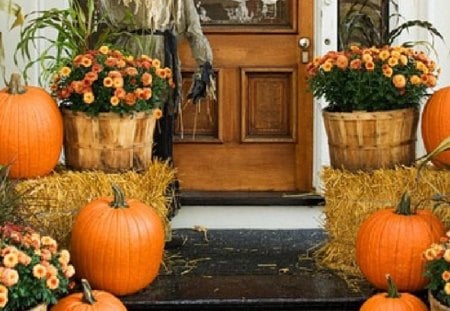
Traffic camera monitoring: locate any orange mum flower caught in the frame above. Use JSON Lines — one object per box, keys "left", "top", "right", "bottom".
{"left": 46, "top": 276, "right": 59, "bottom": 290}
{"left": 105, "top": 57, "right": 117, "bottom": 67}
{"left": 141, "top": 72, "right": 153, "bottom": 86}
{"left": 153, "top": 108, "right": 163, "bottom": 119}
{"left": 124, "top": 67, "right": 138, "bottom": 76}
{"left": 336, "top": 55, "right": 349, "bottom": 69}
{"left": 142, "top": 88, "right": 152, "bottom": 100}
{"left": 350, "top": 59, "right": 361, "bottom": 70}
{"left": 103, "top": 77, "right": 113, "bottom": 88}
{"left": 2, "top": 268, "right": 19, "bottom": 286}
{"left": 392, "top": 74, "right": 406, "bottom": 89}
{"left": 80, "top": 57, "right": 92, "bottom": 68}
{"left": 124, "top": 93, "right": 137, "bottom": 106}
{"left": 113, "top": 88, "right": 126, "bottom": 99}
{"left": 364, "top": 61, "right": 375, "bottom": 71}
{"left": 0, "top": 292, "right": 7, "bottom": 308}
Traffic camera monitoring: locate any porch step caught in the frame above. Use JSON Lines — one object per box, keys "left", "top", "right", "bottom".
{"left": 120, "top": 229, "right": 373, "bottom": 310}
{"left": 180, "top": 191, "right": 325, "bottom": 206}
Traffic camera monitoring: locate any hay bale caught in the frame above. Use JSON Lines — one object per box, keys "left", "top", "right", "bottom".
{"left": 315, "top": 165, "right": 450, "bottom": 277}
{"left": 15, "top": 161, "right": 176, "bottom": 247}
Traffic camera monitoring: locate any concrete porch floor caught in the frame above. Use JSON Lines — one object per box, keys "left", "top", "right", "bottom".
{"left": 120, "top": 205, "right": 376, "bottom": 310}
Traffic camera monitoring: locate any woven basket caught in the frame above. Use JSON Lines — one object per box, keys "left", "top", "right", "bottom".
{"left": 62, "top": 109, "right": 156, "bottom": 172}
{"left": 323, "top": 108, "right": 419, "bottom": 172}
{"left": 429, "top": 291, "right": 450, "bottom": 311}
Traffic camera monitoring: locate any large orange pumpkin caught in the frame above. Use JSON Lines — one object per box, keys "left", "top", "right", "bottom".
{"left": 51, "top": 279, "right": 127, "bottom": 311}
{"left": 70, "top": 184, "right": 165, "bottom": 296}
{"left": 360, "top": 275, "right": 428, "bottom": 311}
{"left": 422, "top": 86, "right": 450, "bottom": 167}
{"left": 0, "top": 73, "right": 63, "bottom": 178}
{"left": 356, "top": 193, "right": 445, "bottom": 292}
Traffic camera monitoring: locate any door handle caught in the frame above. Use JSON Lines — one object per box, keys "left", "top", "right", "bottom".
{"left": 298, "top": 37, "right": 311, "bottom": 64}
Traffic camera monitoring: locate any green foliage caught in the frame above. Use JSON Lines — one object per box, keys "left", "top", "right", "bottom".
{"left": 339, "top": 0, "right": 444, "bottom": 49}
{"left": 14, "top": 0, "right": 117, "bottom": 86}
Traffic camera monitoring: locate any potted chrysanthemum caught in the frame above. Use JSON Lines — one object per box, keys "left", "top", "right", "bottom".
{"left": 0, "top": 223, "right": 75, "bottom": 311}
{"left": 306, "top": 44, "right": 439, "bottom": 172}
{"left": 52, "top": 45, "right": 174, "bottom": 172}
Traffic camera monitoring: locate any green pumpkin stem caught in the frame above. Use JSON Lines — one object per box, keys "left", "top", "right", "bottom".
{"left": 81, "top": 279, "right": 97, "bottom": 305}
{"left": 395, "top": 192, "right": 414, "bottom": 215}
{"left": 7, "top": 73, "right": 26, "bottom": 95}
{"left": 386, "top": 275, "right": 401, "bottom": 298}
{"left": 110, "top": 183, "right": 129, "bottom": 209}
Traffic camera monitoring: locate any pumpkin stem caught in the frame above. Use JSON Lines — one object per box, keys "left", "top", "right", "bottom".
{"left": 81, "top": 279, "right": 97, "bottom": 305}
{"left": 395, "top": 192, "right": 414, "bottom": 215}
{"left": 386, "top": 274, "right": 401, "bottom": 298}
{"left": 110, "top": 183, "right": 129, "bottom": 209}
{"left": 7, "top": 73, "right": 26, "bottom": 95}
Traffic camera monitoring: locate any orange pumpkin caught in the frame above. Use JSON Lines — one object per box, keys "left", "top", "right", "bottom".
{"left": 356, "top": 192, "right": 445, "bottom": 292}
{"left": 70, "top": 184, "right": 165, "bottom": 296}
{"left": 0, "top": 73, "right": 63, "bottom": 178}
{"left": 422, "top": 86, "right": 450, "bottom": 167}
{"left": 51, "top": 279, "right": 127, "bottom": 311}
{"left": 360, "top": 275, "right": 428, "bottom": 310}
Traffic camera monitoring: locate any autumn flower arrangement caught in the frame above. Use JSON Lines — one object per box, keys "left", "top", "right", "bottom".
{"left": 51, "top": 45, "right": 175, "bottom": 117}
{"left": 0, "top": 223, "right": 75, "bottom": 311}
{"left": 424, "top": 229, "right": 450, "bottom": 308}
{"left": 306, "top": 45, "right": 439, "bottom": 112}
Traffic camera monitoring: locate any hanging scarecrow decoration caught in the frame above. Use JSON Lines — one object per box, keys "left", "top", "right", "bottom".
{"left": 97, "top": 0, "right": 215, "bottom": 220}
{"left": 98, "top": 0, "right": 215, "bottom": 160}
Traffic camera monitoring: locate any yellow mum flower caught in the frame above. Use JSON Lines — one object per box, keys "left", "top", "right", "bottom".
{"left": 3, "top": 253, "right": 18, "bottom": 268}
{"left": 379, "top": 50, "right": 390, "bottom": 61}
{"left": 321, "top": 61, "right": 333, "bottom": 72}
{"left": 83, "top": 92, "right": 95, "bottom": 104}
{"left": 59, "top": 66, "right": 71, "bottom": 77}
{"left": 32, "top": 264, "right": 47, "bottom": 279}
{"left": 98, "top": 45, "right": 109, "bottom": 54}
{"left": 110, "top": 96, "right": 120, "bottom": 106}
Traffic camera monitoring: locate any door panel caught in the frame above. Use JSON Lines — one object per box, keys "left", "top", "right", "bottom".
{"left": 174, "top": 0, "right": 313, "bottom": 192}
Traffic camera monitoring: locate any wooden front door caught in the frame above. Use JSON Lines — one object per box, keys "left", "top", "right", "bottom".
{"left": 174, "top": 0, "right": 313, "bottom": 192}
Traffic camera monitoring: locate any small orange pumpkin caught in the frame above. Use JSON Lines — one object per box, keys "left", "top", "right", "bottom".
{"left": 0, "top": 73, "right": 63, "bottom": 178}
{"left": 360, "top": 275, "right": 428, "bottom": 310}
{"left": 356, "top": 192, "right": 445, "bottom": 292}
{"left": 422, "top": 86, "right": 450, "bottom": 167}
{"left": 51, "top": 279, "right": 127, "bottom": 311}
{"left": 70, "top": 184, "right": 165, "bottom": 296}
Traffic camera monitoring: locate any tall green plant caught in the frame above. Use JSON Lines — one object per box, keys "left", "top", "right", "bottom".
{"left": 339, "top": 0, "right": 444, "bottom": 49}
{"left": 14, "top": 0, "right": 114, "bottom": 86}
{"left": 0, "top": 0, "right": 23, "bottom": 84}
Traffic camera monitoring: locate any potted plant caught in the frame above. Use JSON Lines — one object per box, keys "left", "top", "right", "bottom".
{"left": 0, "top": 223, "right": 75, "bottom": 311}
{"left": 308, "top": 0, "right": 445, "bottom": 172}
{"left": 307, "top": 44, "right": 439, "bottom": 171}
{"left": 51, "top": 45, "right": 174, "bottom": 172}
{"left": 424, "top": 228, "right": 450, "bottom": 311}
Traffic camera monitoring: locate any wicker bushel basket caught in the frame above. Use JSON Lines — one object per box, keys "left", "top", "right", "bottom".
{"left": 322, "top": 108, "right": 419, "bottom": 172}
{"left": 429, "top": 291, "right": 450, "bottom": 311}
{"left": 62, "top": 109, "right": 156, "bottom": 172}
